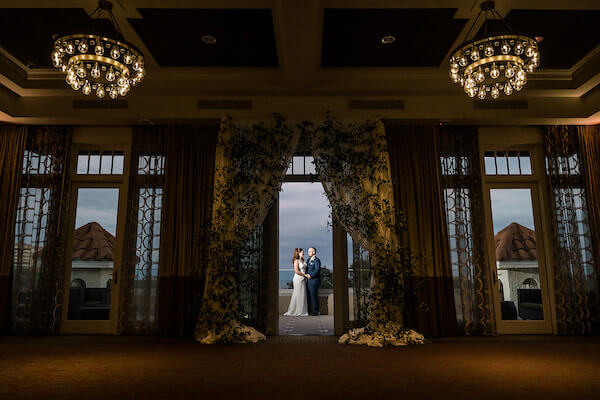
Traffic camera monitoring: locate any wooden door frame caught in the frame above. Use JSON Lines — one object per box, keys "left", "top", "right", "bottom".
{"left": 60, "top": 132, "right": 131, "bottom": 334}
{"left": 478, "top": 132, "right": 556, "bottom": 334}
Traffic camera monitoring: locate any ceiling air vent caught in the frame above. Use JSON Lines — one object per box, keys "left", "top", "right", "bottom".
{"left": 197, "top": 100, "right": 252, "bottom": 109}
{"left": 348, "top": 99, "right": 404, "bottom": 110}
{"left": 72, "top": 100, "right": 128, "bottom": 109}
{"left": 473, "top": 100, "right": 528, "bottom": 109}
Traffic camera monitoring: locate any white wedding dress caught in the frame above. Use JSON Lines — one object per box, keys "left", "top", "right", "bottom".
{"left": 284, "top": 260, "right": 309, "bottom": 316}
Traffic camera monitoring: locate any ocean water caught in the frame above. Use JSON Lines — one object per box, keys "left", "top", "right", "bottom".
{"left": 279, "top": 270, "right": 295, "bottom": 289}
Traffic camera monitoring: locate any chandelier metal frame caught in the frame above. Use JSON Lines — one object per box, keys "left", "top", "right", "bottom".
{"left": 51, "top": 0, "right": 145, "bottom": 99}
{"left": 449, "top": 1, "right": 540, "bottom": 99}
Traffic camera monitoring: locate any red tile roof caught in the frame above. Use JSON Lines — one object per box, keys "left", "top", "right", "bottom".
{"left": 494, "top": 222, "right": 537, "bottom": 262}
{"left": 72, "top": 222, "right": 115, "bottom": 261}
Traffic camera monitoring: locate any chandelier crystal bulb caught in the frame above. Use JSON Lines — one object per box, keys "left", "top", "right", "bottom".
{"left": 109, "top": 86, "right": 118, "bottom": 99}
{"left": 484, "top": 45, "right": 494, "bottom": 57}
{"left": 501, "top": 41, "right": 510, "bottom": 54}
{"left": 95, "top": 44, "right": 104, "bottom": 56}
{"left": 65, "top": 42, "right": 75, "bottom": 54}
{"left": 475, "top": 68, "right": 485, "bottom": 83}
{"left": 505, "top": 63, "right": 515, "bottom": 78}
{"left": 110, "top": 47, "right": 120, "bottom": 59}
{"left": 96, "top": 84, "right": 106, "bottom": 98}
{"left": 466, "top": 86, "right": 477, "bottom": 98}
{"left": 82, "top": 81, "right": 92, "bottom": 95}
{"left": 71, "top": 79, "right": 82, "bottom": 90}
{"left": 471, "top": 48, "right": 480, "bottom": 61}
{"left": 123, "top": 53, "right": 133, "bottom": 64}
{"left": 514, "top": 42, "right": 524, "bottom": 55}
{"left": 504, "top": 82, "right": 513, "bottom": 95}
{"left": 478, "top": 86, "right": 487, "bottom": 99}
{"left": 490, "top": 63, "right": 500, "bottom": 79}
{"left": 106, "top": 67, "right": 116, "bottom": 82}
{"left": 459, "top": 55, "right": 468, "bottom": 67}
{"left": 491, "top": 86, "right": 500, "bottom": 99}
{"left": 76, "top": 64, "right": 87, "bottom": 78}
{"left": 78, "top": 40, "right": 88, "bottom": 53}
{"left": 525, "top": 46, "right": 535, "bottom": 58}
{"left": 91, "top": 63, "right": 101, "bottom": 79}
{"left": 118, "top": 85, "right": 129, "bottom": 97}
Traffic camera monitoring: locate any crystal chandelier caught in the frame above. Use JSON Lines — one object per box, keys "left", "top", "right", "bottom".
{"left": 51, "top": 1, "right": 145, "bottom": 99}
{"left": 449, "top": 1, "right": 540, "bottom": 99}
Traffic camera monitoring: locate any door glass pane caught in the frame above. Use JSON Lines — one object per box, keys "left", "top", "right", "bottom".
{"left": 347, "top": 234, "right": 370, "bottom": 326}
{"left": 68, "top": 188, "right": 119, "bottom": 320}
{"left": 490, "top": 188, "right": 544, "bottom": 321}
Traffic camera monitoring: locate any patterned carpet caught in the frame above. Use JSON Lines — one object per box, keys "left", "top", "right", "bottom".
{"left": 1, "top": 335, "right": 599, "bottom": 400}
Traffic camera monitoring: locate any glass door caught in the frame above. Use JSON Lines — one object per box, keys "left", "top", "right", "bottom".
{"left": 61, "top": 185, "right": 124, "bottom": 333}
{"left": 61, "top": 147, "right": 129, "bottom": 334}
{"left": 484, "top": 185, "right": 553, "bottom": 333}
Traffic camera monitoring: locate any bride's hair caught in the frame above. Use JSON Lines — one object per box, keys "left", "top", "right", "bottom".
{"left": 292, "top": 248, "right": 303, "bottom": 263}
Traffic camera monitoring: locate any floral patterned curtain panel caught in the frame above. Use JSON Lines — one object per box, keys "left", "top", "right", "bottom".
{"left": 438, "top": 126, "right": 496, "bottom": 336}
{"left": 304, "top": 117, "right": 425, "bottom": 346}
{"left": 0, "top": 125, "right": 27, "bottom": 334}
{"left": 545, "top": 126, "right": 599, "bottom": 334}
{"left": 195, "top": 115, "right": 299, "bottom": 344}
{"left": 11, "top": 127, "right": 71, "bottom": 335}
{"left": 119, "top": 128, "right": 165, "bottom": 335}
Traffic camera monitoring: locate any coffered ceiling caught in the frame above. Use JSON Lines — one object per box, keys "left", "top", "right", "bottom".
{"left": 0, "top": 0, "right": 598, "bottom": 125}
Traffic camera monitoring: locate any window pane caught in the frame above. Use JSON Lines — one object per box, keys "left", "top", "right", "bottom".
{"left": 112, "top": 154, "right": 124, "bottom": 174}
{"left": 489, "top": 188, "right": 544, "bottom": 321}
{"left": 507, "top": 152, "right": 520, "bottom": 175}
{"left": 484, "top": 153, "right": 496, "bottom": 175}
{"left": 88, "top": 154, "right": 101, "bottom": 174}
{"left": 292, "top": 156, "right": 304, "bottom": 175}
{"left": 77, "top": 154, "right": 89, "bottom": 174}
{"left": 496, "top": 152, "right": 508, "bottom": 174}
{"left": 68, "top": 188, "right": 119, "bottom": 321}
{"left": 100, "top": 154, "right": 113, "bottom": 174}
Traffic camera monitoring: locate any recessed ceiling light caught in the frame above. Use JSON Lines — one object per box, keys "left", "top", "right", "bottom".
{"left": 202, "top": 35, "right": 217, "bottom": 44}
{"left": 381, "top": 35, "right": 395, "bottom": 44}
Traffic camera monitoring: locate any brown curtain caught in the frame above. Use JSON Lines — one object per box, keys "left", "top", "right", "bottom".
{"left": 11, "top": 126, "right": 71, "bottom": 335}
{"left": 545, "top": 125, "right": 599, "bottom": 334}
{"left": 386, "top": 125, "right": 457, "bottom": 337}
{"left": 119, "top": 127, "right": 166, "bottom": 334}
{"left": 0, "top": 125, "right": 27, "bottom": 334}
{"left": 578, "top": 125, "right": 600, "bottom": 296}
{"left": 158, "top": 125, "right": 217, "bottom": 337}
{"left": 438, "top": 126, "right": 496, "bottom": 336}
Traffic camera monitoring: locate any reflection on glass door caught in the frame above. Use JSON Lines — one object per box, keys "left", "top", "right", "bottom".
{"left": 67, "top": 188, "right": 119, "bottom": 320}
{"left": 489, "top": 188, "right": 546, "bottom": 322}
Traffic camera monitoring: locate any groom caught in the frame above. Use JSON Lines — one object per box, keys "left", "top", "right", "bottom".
{"left": 305, "top": 247, "right": 321, "bottom": 316}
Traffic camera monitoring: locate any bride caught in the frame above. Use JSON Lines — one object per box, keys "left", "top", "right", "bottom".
{"left": 284, "top": 248, "right": 310, "bottom": 316}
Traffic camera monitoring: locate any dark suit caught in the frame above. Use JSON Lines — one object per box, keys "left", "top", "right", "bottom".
{"left": 306, "top": 256, "right": 321, "bottom": 315}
